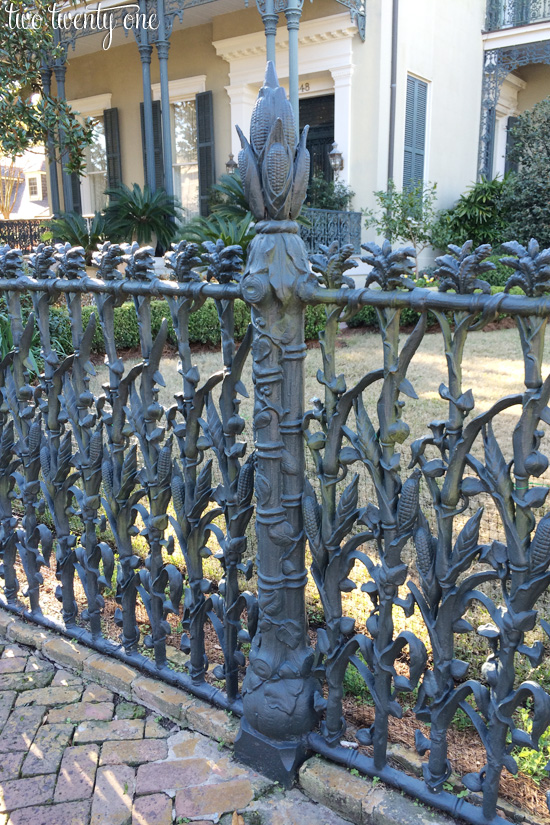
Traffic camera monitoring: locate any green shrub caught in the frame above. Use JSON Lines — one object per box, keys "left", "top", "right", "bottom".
{"left": 49, "top": 298, "right": 328, "bottom": 354}
{"left": 103, "top": 183, "right": 182, "bottom": 248}
{"left": 431, "top": 176, "right": 510, "bottom": 251}
{"left": 347, "top": 304, "right": 438, "bottom": 330}
{"left": 304, "top": 304, "right": 327, "bottom": 340}
{"left": 43, "top": 212, "right": 107, "bottom": 265}
{"left": 500, "top": 99, "right": 550, "bottom": 248}
{"left": 481, "top": 254, "right": 512, "bottom": 288}
{"left": 306, "top": 172, "right": 355, "bottom": 211}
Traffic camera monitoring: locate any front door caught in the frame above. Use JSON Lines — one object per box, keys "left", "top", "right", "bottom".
{"left": 299, "top": 95, "right": 335, "bottom": 183}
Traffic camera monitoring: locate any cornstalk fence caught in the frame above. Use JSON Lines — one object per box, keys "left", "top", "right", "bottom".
{"left": 0, "top": 64, "right": 550, "bottom": 825}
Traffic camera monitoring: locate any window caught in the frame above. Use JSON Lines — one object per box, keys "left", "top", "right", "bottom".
{"left": 82, "top": 118, "right": 108, "bottom": 214}
{"left": 25, "top": 172, "right": 46, "bottom": 202}
{"left": 403, "top": 75, "right": 428, "bottom": 190}
{"left": 172, "top": 100, "right": 199, "bottom": 221}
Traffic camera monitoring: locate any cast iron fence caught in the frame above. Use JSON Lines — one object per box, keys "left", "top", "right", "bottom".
{"left": 0, "top": 219, "right": 45, "bottom": 253}
{"left": 485, "top": 0, "right": 550, "bottom": 29}
{"left": 1, "top": 65, "right": 550, "bottom": 825}
{"left": 300, "top": 207, "right": 362, "bottom": 255}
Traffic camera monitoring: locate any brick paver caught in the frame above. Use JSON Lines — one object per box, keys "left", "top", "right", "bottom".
{"left": 99, "top": 739, "right": 167, "bottom": 766}
{"left": 1, "top": 705, "right": 46, "bottom": 751}
{"left": 132, "top": 793, "right": 172, "bottom": 825}
{"left": 0, "top": 773, "right": 56, "bottom": 811}
{"left": 48, "top": 701, "right": 114, "bottom": 724}
{"left": 74, "top": 718, "right": 144, "bottom": 744}
{"left": 55, "top": 745, "right": 99, "bottom": 803}
{"left": 91, "top": 765, "right": 135, "bottom": 825}
{"left": 0, "top": 628, "right": 358, "bottom": 825}
{"left": 21, "top": 722, "right": 73, "bottom": 776}
{"left": 8, "top": 800, "right": 91, "bottom": 825}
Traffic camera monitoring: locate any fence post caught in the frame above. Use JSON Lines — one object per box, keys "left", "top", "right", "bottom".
{"left": 234, "top": 63, "right": 320, "bottom": 785}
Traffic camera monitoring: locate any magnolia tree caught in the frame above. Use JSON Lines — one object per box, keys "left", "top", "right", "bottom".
{"left": 0, "top": 0, "right": 92, "bottom": 172}
{"left": 501, "top": 97, "right": 550, "bottom": 249}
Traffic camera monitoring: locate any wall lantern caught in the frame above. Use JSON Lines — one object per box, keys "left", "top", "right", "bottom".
{"left": 225, "top": 153, "right": 238, "bottom": 174}
{"left": 328, "top": 142, "right": 344, "bottom": 173}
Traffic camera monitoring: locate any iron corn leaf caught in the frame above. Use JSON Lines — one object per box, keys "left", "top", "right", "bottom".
{"left": 445, "top": 508, "right": 484, "bottom": 581}
{"left": 329, "top": 474, "right": 359, "bottom": 548}
{"left": 512, "top": 570, "right": 550, "bottom": 613}
{"left": 118, "top": 444, "right": 139, "bottom": 501}
{"left": 189, "top": 459, "right": 213, "bottom": 521}
{"left": 483, "top": 422, "right": 512, "bottom": 500}
{"left": 498, "top": 682, "right": 550, "bottom": 750}
{"left": 97, "top": 542, "right": 115, "bottom": 589}
{"left": 206, "top": 397, "right": 224, "bottom": 457}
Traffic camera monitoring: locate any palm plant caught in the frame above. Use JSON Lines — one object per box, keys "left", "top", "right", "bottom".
{"left": 103, "top": 183, "right": 182, "bottom": 248}
{"left": 181, "top": 212, "right": 256, "bottom": 256}
{"left": 43, "top": 211, "right": 107, "bottom": 265}
{"left": 209, "top": 171, "right": 250, "bottom": 220}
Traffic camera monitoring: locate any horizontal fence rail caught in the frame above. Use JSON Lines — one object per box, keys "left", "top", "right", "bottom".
{"left": 1, "top": 65, "right": 550, "bottom": 825}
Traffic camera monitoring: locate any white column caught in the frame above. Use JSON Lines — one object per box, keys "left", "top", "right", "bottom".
{"left": 331, "top": 65, "right": 354, "bottom": 185}
{"left": 226, "top": 85, "right": 259, "bottom": 159}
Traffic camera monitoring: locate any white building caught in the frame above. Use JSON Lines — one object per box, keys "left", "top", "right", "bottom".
{"left": 39, "top": 0, "right": 550, "bottom": 242}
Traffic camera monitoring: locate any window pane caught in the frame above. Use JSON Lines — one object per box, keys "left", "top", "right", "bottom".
{"left": 84, "top": 117, "right": 108, "bottom": 213}
{"left": 174, "top": 163, "right": 199, "bottom": 221}
{"left": 172, "top": 100, "right": 199, "bottom": 221}
{"left": 28, "top": 177, "right": 38, "bottom": 197}
{"left": 173, "top": 101, "right": 197, "bottom": 165}
{"left": 89, "top": 173, "right": 108, "bottom": 214}
{"left": 85, "top": 120, "right": 107, "bottom": 174}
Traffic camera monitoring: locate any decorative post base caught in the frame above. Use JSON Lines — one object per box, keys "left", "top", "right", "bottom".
{"left": 234, "top": 718, "right": 310, "bottom": 788}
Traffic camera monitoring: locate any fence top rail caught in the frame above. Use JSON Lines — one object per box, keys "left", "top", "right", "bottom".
{"left": 300, "top": 282, "right": 550, "bottom": 318}
{"left": 0, "top": 275, "right": 243, "bottom": 301}
{"left": 0, "top": 275, "right": 550, "bottom": 318}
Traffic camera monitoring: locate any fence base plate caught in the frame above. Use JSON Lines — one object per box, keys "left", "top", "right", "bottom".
{"left": 234, "top": 718, "right": 310, "bottom": 788}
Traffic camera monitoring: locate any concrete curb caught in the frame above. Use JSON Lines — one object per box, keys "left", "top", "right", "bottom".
{"left": 0, "top": 609, "right": 542, "bottom": 825}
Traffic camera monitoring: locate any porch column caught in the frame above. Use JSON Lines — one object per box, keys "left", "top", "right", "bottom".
{"left": 331, "top": 65, "right": 354, "bottom": 185}
{"left": 39, "top": 64, "right": 61, "bottom": 217}
{"left": 257, "top": 0, "right": 278, "bottom": 65}
{"left": 52, "top": 57, "right": 74, "bottom": 213}
{"left": 139, "top": 0, "right": 156, "bottom": 191}
{"left": 284, "top": 0, "right": 304, "bottom": 134}
{"left": 156, "top": 0, "right": 174, "bottom": 196}
{"left": 226, "top": 84, "right": 258, "bottom": 159}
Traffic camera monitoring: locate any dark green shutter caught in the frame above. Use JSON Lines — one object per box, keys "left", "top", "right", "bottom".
{"left": 403, "top": 75, "right": 427, "bottom": 190}
{"left": 196, "top": 91, "right": 215, "bottom": 217}
{"left": 505, "top": 115, "right": 519, "bottom": 176}
{"left": 104, "top": 107, "right": 122, "bottom": 190}
{"left": 70, "top": 172, "right": 82, "bottom": 215}
{"left": 140, "top": 100, "right": 165, "bottom": 190}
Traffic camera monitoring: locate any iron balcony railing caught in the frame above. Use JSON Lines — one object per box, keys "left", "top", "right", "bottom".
{"left": 300, "top": 207, "right": 362, "bottom": 255}
{"left": 486, "top": 0, "right": 550, "bottom": 30}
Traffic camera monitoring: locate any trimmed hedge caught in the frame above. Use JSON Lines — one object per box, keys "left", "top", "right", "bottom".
{"left": 347, "top": 303, "right": 438, "bottom": 330}
{"left": 49, "top": 298, "right": 329, "bottom": 354}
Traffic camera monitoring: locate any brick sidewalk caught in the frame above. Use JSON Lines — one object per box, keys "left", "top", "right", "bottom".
{"left": 0, "top": 635, "right": 353, "bottom": 825}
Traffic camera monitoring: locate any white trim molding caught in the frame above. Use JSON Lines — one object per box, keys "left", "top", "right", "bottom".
{"left": 214, "top": 13, "right": 356, "bottom": 160}
{"left": 67, "top": 93, "right": 112, "bottom": 118}
{"left": 483, "top": 20, "right": 550, "bottom": 50}
{"left": 151, "top": 75, "right": 207, "bottom": 103}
